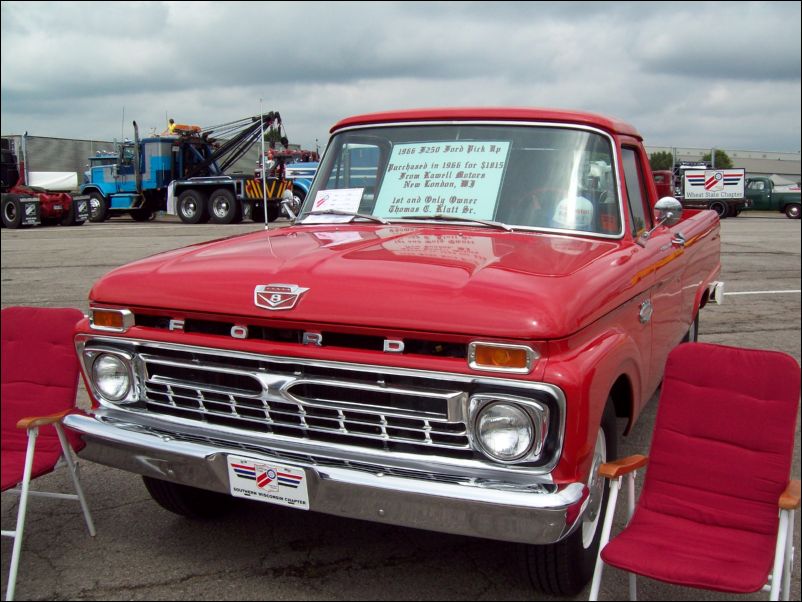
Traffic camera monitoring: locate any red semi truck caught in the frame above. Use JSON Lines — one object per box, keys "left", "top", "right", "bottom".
{"left": 1, "top": 135, "right": 89, "bottom": 228}
{"left": 65, "top": 108, "right": 723, "bottom": 596}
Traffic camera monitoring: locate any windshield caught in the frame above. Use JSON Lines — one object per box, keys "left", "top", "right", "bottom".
{"left": 299, "top": 124, "right": 621, "bottom": 235}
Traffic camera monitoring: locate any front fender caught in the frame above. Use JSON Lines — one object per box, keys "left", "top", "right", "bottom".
{"left": 293, "top": 178, "right": 312, "bottom": 195}
{"left": 544, "top": 317, "right": 645, "bottom": 485}
{"left": 80, "top": 186, "right": 105, "bottom": 198}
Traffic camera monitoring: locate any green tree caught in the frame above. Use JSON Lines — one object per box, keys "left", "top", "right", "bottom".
{"left": 702, "top": 149, "right": 733, "bottom": 169}
{"left": 649, "top": 151, "right": 674, "bottom": 171}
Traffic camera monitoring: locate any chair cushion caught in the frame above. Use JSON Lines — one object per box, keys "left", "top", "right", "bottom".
{"left": 1, "top": 306, "right": 86, "bottom": 491}
{"left": 601, "top": 506, "right": 777, "bottom": 592}
{"left": 601, "top": 343, "right": 800, "bottom": 593}
{"left": 1, "top": 446, "right": 64, "bottom": 491}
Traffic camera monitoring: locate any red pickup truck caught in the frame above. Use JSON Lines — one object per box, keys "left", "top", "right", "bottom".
{"left": 65, "top": 108, "right": 723, "bottom": 595}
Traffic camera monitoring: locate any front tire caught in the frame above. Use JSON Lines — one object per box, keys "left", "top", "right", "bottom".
{"left": 523, "top": 401, "right": 617, "bottom": 596}
{"left": 88, "top": 192, "right": 108, "bottom": 222}
{"left": 142, "top": 476, "right": 234, "bottom": 519}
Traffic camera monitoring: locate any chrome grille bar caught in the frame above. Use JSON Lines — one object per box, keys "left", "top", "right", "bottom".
{"left": 140, "top": 353, "right": 472, "bottom": 454}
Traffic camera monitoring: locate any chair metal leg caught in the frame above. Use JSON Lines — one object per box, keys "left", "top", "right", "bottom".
{"left": 770, "top": 510, "right": 790, "bottom": 600}
{"left": 626, "top": 473, "right": 637, "bottom": 601}
{"left": 55, "top": 423, "right": 96, "bottom": 536}
{"left": 781, "top": 508, "right": 794, "bottom": 601}
{"left": 589, "top": 477, "right": 622, "bottom": 601}
{"left": 4, "top": 428, "right": 39, "bottom": 601}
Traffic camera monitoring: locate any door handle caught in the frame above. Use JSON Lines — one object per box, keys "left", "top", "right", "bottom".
{"left": 639, "top": 299, "right": 653, "bottom": 324}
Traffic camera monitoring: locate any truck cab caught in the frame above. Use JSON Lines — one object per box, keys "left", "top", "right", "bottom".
{"left": 81, "top": 138, "right": 171, "bottom": 222}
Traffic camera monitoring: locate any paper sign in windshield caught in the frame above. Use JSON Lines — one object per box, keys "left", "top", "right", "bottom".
{"left": 302, "top": 188, "right": 364, "bottom": 223}
{"left": 373, "top": 142, "right": 510, "bottom": 220}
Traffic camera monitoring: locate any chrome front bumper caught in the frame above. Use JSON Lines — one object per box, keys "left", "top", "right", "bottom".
{"left": 64, "top": 410, "right": 586, "bottom": 545}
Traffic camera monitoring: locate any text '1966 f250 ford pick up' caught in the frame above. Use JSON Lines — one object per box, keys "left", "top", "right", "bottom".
{"left": 65, "top": 108, "right": 723, "bottom": 596}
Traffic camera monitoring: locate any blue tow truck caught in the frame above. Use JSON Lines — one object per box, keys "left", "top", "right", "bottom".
{"left": 81, "top": 114, "right": 292, "bottom": 224}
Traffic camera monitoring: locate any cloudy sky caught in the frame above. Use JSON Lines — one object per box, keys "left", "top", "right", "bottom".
{"left": 1, "top": 1, "right": 800, "bottom": 153}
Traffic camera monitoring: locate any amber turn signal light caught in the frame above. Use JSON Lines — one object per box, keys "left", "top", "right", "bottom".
{"left": 468, "top": 342, "right": 537, "bottom": 373}
{"left": 89, "top": 308, "right": 134, "bottom": 332}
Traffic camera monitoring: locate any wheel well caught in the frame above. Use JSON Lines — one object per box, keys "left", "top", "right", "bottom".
{"left": 83, "top": 187, "right": 105, "bottom": 198}
{"left": 699, "top": 288, "right": 710, "bottom": 309}
{"left": 609, "top": 374, "right": 633, "bottom": 420}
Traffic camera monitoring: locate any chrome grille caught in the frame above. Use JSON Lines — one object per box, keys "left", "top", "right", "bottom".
{"left": 138, "top": 350, "right": 473, "bottom": 458}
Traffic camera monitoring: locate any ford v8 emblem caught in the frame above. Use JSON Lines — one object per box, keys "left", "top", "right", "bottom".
{"left": 254, "top": 284, "right": 309, "bottom": 311}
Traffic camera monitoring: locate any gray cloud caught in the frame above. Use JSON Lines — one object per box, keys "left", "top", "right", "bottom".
{"left": 1, "top": 1, "right": 800, "bottom": 153}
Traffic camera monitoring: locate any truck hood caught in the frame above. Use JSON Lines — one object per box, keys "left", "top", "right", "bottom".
{"left": 90, "top": 225, "right": 627, "bottom": 340}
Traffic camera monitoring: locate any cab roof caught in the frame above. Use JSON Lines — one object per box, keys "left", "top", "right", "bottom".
{"left": 330, "top": 107, "right": 642, "bottom": 140}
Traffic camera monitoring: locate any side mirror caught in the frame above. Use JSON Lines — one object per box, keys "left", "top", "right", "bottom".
{"left": 280, "top": 189, "right": 298, "bottom": 220}
{"left": 637, "top": 197, "right": 683, "bottom": 247}
{"left": 653, "top": 197, "right": 683, "bottom": 227}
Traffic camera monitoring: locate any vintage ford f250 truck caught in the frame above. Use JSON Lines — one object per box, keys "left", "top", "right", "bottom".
{"left": 65, "top": 108, "right": 722, "bottom": 595}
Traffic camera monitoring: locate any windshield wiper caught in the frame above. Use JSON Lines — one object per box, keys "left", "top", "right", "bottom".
{"left": 392, "top": 213, "right": 514, "bottom": 231}
{"left": 301, "top": 210, "right": 390, "bottom": 224}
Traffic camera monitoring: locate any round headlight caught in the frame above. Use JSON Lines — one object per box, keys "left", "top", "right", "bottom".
{"left": 476, "top": 402, "right": 534, "bottom": 461}
{"left": 92, "top": 353, "right": 131, "bottom": 401}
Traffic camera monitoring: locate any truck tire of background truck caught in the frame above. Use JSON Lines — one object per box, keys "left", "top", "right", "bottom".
{"left": 709, "top": 200, "right": 728, "bottom": 218}
{"left": 1, "top": 194, "right": 23, "bottom": 228}
{"left": 208, "top": 188, "right": 242, "bottom": 224}
{"left": 2, "top": 194, "right": 39, "bottom": 228}
{"left": 785, "top": 203, "right": 801, "bottom": 219}
{"left": 88, "top": 192, "right": 108, "bottom": 222}
{"left": 177, "top": 189, "right": 210, "bottom": 224}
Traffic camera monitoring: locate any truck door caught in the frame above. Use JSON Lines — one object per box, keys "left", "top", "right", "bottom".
{"left": 621, "top": 146, "right": 684, "bottom": 399}
{"left": 746, "top": 178, "right": 771, "bottom": 210}
{"left": 112, "top": 144, "right": 137, "bottom": 194}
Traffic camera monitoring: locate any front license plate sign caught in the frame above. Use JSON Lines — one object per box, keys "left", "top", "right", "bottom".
{"left": 227, "top": 455, "right": 309, "bottom": 510}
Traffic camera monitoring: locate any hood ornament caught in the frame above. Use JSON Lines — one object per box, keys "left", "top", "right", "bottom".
{"left": 254, "top": 284, "right": 309, "bottom": 311}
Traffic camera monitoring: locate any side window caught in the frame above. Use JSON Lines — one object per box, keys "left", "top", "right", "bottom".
{"left": 120, "top": 145, "right": 135, "bottom": 167}
{"left": 324, "top": 143, "right": 379, "bottom": 191}
{"left": 323, "top": 143, "right": 381, "bottom": 211}
{"left": 748, "top": 180, "right": 764, "bottom": 191}
{"left": 622, "top": 147, "right": 653, "bottom": 237}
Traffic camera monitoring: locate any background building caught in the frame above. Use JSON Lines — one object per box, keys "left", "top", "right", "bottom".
{"left": 646, "top": 146, "right": 801, "bottom": 182}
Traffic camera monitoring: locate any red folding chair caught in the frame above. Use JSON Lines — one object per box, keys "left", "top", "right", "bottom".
{"left": 1, "top": 306, "right": 96, "bottom": 601}
{"left": 589, "top": 342, "right": 800, "bottom": 601}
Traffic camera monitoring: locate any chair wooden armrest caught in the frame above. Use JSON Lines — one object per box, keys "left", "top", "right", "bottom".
{"left": 16, "top": 409, "right": 73, "bottom": 430}
{"left": 599, "top": 454, "right": 649, "bottom": 479}
{"left": 779, "top": 479, "right": 801, "bottom": 510}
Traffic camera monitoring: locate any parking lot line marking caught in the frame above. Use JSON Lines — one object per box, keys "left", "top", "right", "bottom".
{"left": 724, "top": 290, "right": 801, "bottom": 296}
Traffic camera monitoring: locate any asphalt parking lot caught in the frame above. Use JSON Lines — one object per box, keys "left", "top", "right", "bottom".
{"left": 2, "top": 212, "right": 800, "bottom": 601}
